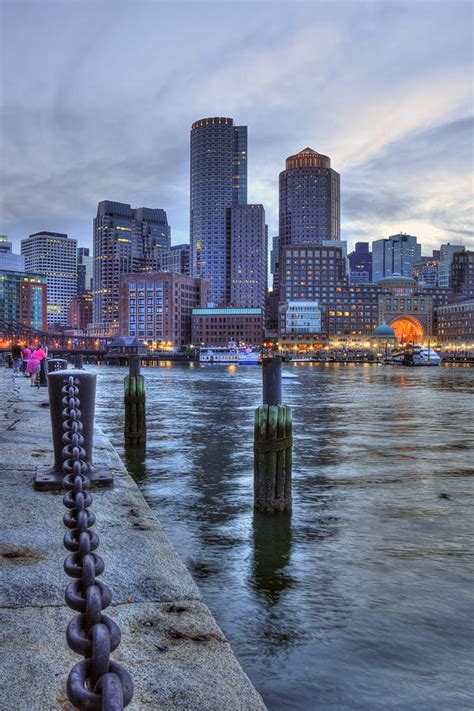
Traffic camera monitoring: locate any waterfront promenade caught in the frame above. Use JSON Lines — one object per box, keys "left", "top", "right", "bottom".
{"left": 0, "top": 368, "right": 265, "bottom": 709}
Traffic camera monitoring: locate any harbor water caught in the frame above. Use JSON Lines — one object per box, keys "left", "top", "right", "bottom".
{"left": 95, "top": 362, "right": 474, "bottom": 710}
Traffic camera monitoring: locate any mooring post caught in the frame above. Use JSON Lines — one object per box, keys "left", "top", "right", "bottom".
{"left": 124, "top": 355, "right": 146, "bottom": 446}
{"left": 47, "top": 358, "right": 68, "bottom": 373}
{"left": 33, "top": 369, "right": 112, "bottom": 490}
{"left": 73, "top": 353, "right": 84, "bottom": 369}
{"left": 254, "top": 357, "right": 292, "bottom": 513}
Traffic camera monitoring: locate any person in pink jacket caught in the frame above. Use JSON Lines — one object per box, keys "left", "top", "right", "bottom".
{"left": 27, "top": 344, "right": 47, "bottom": 388}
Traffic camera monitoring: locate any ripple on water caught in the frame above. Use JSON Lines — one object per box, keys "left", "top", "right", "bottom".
{"left": 95, "top": 363, "right": 474, "bottom": 710}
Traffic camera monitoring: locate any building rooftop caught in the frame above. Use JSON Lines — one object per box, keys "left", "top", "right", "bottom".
{"left": 192, "top": 308, "right": 262, "bottom": 316}
{"left": 373, "top": 322, "right": 396, "bottom": 337}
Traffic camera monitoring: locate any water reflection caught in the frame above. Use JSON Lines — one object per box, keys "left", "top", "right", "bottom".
{"left": 251, "top": 511, "right": 293, "bottom": 604}
{"left": 124, "top": 444, "right": 148, "bottom": 484}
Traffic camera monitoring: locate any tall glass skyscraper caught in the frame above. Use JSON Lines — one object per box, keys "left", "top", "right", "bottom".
{"left": 279, "top": 147, "right": 340, "bottom": 247}
{"left": 92, "top": 201, "right": 170, "bottom": 335}
{"left": 190, "top": 117, "right": 247, "bottom": 303}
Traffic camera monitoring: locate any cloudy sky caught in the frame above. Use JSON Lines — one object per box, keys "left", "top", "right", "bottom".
{"left": 1, "top": 0, "right": 473, "bottom": 255}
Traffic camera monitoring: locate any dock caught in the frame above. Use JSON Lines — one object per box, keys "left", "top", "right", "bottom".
{"left": 0, "top": 368, "right": 265, "bottom": 709}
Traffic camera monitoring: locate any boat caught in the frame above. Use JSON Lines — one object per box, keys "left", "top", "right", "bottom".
{"left": 199, "top": 342, "right": 260, "bottom": 364}
{"left": 388, "top": 344, "right": 441, "bottom": 366}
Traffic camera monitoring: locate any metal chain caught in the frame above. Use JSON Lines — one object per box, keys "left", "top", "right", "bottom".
{"left": 61, "top": 375, "right": 133, "bottom": 710}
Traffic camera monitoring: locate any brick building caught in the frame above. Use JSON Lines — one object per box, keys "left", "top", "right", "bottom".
{"left": 192, "top": 307, "right": 263, "bottom": 346}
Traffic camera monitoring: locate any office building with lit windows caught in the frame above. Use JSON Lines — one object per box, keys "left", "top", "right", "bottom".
{"left": 227, "top": 204, "right": 267, "bottom": 308}
{"left": 119, "top": 271, "right": 208, "bottom": 349}
{"left": 190, "top": 117, "right": 247, "bottom": 303}
{"left": 21, "top": 231, "right": 77, "bottom": 326}
{"left": 372, "top": 234, "right": 421, "bottom": 282}
{"left": 91, "top": 200, "right": 170, "bottom": 336}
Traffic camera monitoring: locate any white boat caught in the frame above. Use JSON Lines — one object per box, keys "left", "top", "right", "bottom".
{"left": 199, "top": 342, "right": 260, "bottom": 365}
{"left": 388, "top": 344, "right": 441, "bottom": 366}
{"left": 412, "top": 346, "right": 442, "bottom": 366}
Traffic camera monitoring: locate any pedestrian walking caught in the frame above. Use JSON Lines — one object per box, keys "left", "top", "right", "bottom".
{"left": 11, "top": 343, "right": 22, "bottom": 376}
{"left": 27, "top": 344, "right": 47, "bottom": 388}
{"left": 22, "top": 344, "right": 32, "bottom": 375}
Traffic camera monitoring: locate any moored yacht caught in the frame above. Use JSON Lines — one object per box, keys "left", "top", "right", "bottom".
{"left": 388, "top": 344, "right": 441, "bottom": 366}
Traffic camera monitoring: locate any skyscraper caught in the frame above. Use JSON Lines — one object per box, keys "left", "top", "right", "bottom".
{"left": 92, "top": 201, "right": 170, "bottom": 335}
{"left": 372, "top": 234, "right": 421, "bottom": 282}
{"left": 227, "top": 204, "right": 267, "bottom": 309}
{"left": 190, "top": 117, "right": 247, "bottom": 303}
{"left": 21, "top": 231, "right": 77, "bottom": 326}
{"left": 279, "top": 147, "right": 340, "bottom": 247}
{"left": 77, "top": 246, "right": 93, "bottom": 295}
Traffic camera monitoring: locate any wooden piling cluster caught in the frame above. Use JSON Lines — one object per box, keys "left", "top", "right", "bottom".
{"left": 124, "top": 363, "right": 146, "bottom": 446}
{"left": 254, "top": 404, "right": 292, "bottom": 513}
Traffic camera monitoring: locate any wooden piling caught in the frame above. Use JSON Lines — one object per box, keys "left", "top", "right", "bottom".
{"left": 124, "top": 357, "right": 146, "bottom": 446}
{"left": 254, "top": 404, "right": 292, "bottom": 512}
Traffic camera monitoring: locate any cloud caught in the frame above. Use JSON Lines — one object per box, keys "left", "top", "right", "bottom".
{"left": 0, "top": 0, "right": 472, "bottom": 256}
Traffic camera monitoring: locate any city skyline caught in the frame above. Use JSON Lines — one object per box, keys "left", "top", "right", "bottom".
{"left": 0, "top": 1, "right": 473, "bottom": 254}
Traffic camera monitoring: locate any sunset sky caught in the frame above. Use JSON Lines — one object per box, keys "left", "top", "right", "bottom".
{"left": 1, "top": 0, "right": 473, "bottom": 254}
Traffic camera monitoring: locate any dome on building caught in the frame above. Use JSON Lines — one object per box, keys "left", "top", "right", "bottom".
{"left": 377, "top": 273, "right": 416, "bottom": 287}
{"left": 372, "top": 322, "right": 396, "bottom": 338}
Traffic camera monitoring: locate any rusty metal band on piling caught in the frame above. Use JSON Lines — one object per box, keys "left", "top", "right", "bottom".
{"left": 60, "top": 373, "right": 133, "bottom": 709}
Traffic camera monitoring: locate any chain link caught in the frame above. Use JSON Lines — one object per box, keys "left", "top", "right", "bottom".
{"left": 61, "top": 375, "right": 133, "bottom": 709}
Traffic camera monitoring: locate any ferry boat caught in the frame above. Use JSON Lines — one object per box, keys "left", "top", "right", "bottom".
{"left": 199, "top": 342, "right": 260, "bottom": 365}
{"left": 388, "top": 344, "right": 441, "bottom": 366}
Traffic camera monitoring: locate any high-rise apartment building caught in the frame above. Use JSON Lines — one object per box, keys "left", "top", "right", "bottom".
{"left": 21, "top": 231, "right": 77, "bottom": 326}
{"left": 279, "top": 148, "right": 340, "bottom": 247}
{"left": 92, "top": 201, "right": 171, "bottom": 336}
{"left": 0, "top": 235, "right": 25, "bottom": 272}
{"left": 227, "top": 204, "right": 267, "bottom": 309}
{"left": 190, "top": 117, "right": 247, "bottom": 303}
{"left": 348, "top": 242, "right": 372, "bottom": 283}
{"left": 77, "top": 246, "right": 93, "bottom": 295}
{"left": 372, "top": 234, "right": 421, "bottom": 282}
{"left": 438, "top": 243, "right": 465, "bottom": 288}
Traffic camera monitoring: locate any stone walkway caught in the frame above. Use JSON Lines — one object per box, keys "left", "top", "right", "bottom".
{"left": 0, "top": 368, "right": 265, "bottom": 710}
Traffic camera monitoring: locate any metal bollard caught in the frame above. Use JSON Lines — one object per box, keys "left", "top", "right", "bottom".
{"left": 38, "top": 357, "right": 48, "bottom": 387}
{"left": 34, "top": 370, "right": 113, "bottom": 490}
{"left": 124, "top": 355, "right": 146, "bottom": 447}
{"left": 47, "top": 358, "right": 68, "bottom": 373}
{"left": 73, "top": 353, "right": 84, "bottom": 369}
{"left": 262, "top": 357, "right": 282, "bottom": 406}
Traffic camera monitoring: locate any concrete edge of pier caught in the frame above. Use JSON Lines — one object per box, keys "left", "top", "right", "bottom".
{"left": 0, "top": 369, "right": 266, "bottom": 710}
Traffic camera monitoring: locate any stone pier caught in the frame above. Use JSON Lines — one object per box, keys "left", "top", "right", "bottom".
{"left": 0, "top": 369, "right": 265, "bottom": 709}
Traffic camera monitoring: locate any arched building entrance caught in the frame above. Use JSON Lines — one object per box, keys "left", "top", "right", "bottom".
{"left": 390, "top": 316, "right": 424, "bottom": 344}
